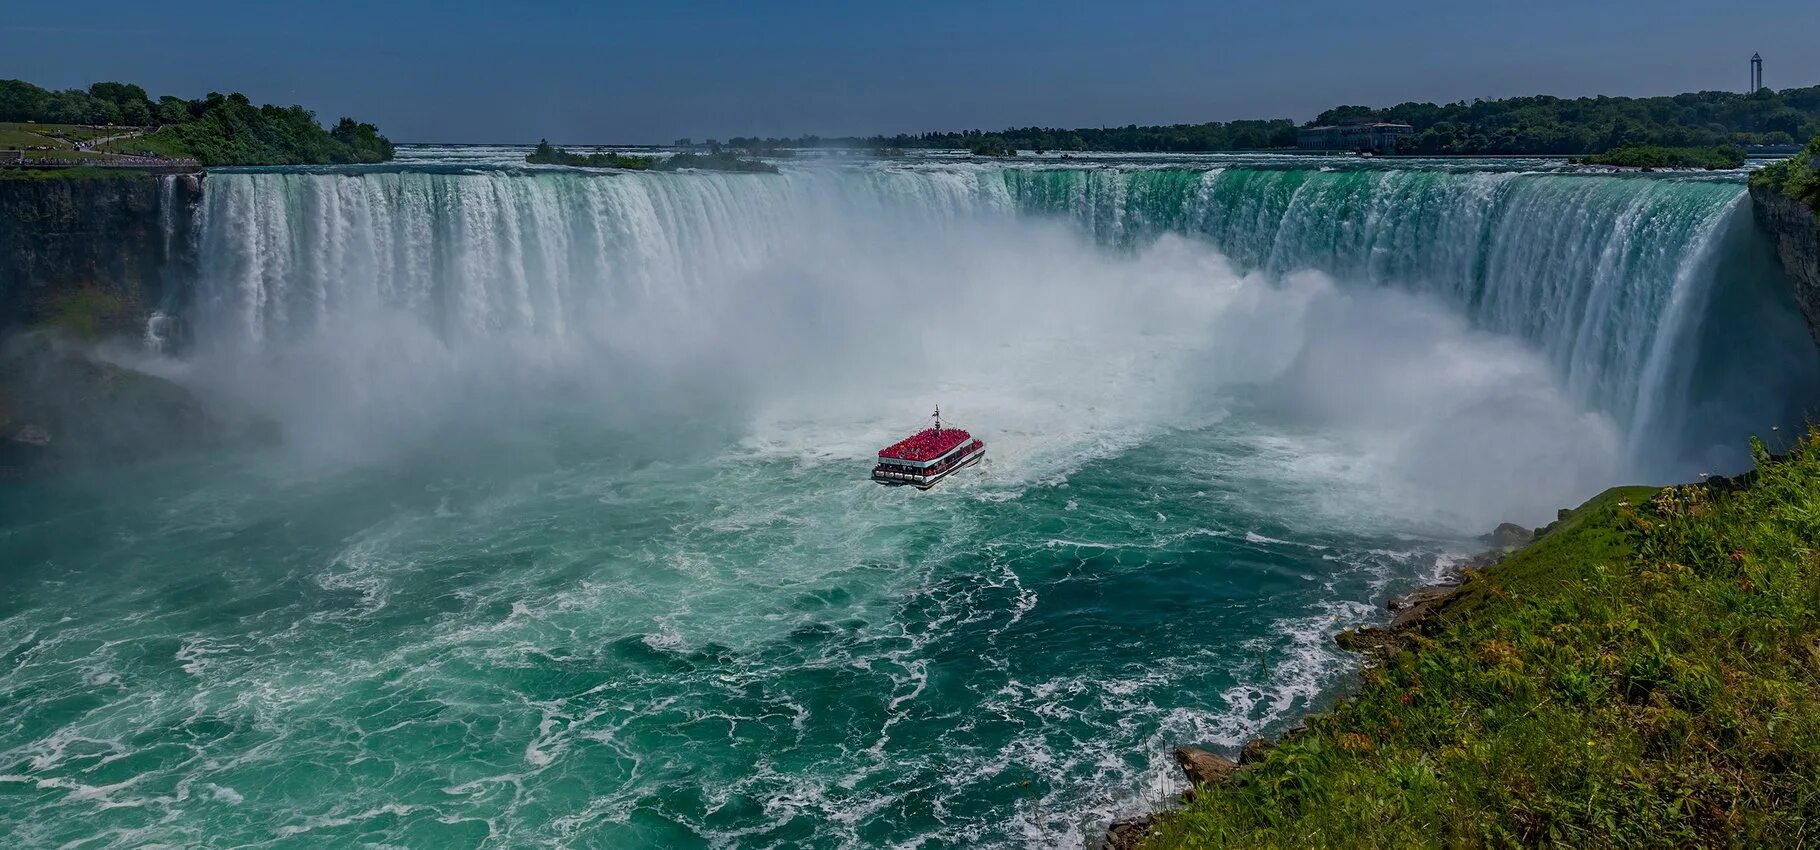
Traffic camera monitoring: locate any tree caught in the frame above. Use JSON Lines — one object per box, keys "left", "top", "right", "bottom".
{"left": 156, "top": 96, "right": 190, "bottom": 125}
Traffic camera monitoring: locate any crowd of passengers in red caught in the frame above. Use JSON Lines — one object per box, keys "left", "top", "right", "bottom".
{"left": 878, "top": 428, "right": 974, "bottom": 461}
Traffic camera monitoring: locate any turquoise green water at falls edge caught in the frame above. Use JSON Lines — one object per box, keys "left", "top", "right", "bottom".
{"left": 0, "top": 427, "right": 1451, "bottom": 847}
{"left": 2, "top": 152, "right": 1815, "bottom": 847}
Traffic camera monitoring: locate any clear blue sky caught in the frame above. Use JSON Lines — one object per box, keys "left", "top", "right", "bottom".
{"left": 6, "top": 0, "right": 1819, "bottom": 143}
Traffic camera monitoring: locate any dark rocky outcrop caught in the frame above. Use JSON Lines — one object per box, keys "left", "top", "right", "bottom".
{"left": 1336, "top": 521, "right": 1532, "bottom": 661}
{"left": 1172, "top": 746, "right": 1240, "bottom": 788}
{"left": 0, "top": 173, "right": 245, "bottom": 476}
{"left": 1751, "top": 177, "right": 1820, "bottom": 346}
{"left": 1386, "top": 582, "right": 1460, "bottom": 628}
{"left": 1482, "top": 522, "right": 1533, "bottom": 550}
{"left": 0, "top": 173, "right": 201, "bottom": 339}
{"left": 1101, "top": 814, "right": 1156, "bottom": 850}
{"left": 1238, "top": 738, "right": 1274, "bottom": 766}
{"left": 0, "top": 334, "right": 273, "bottom": 475}
{"left": 1097, "top": 749, "right": 1241, "bottom": 849}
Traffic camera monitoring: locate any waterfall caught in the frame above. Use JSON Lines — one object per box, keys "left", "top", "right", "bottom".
{"left": 187, "top": 163, "right": 1816, "bottom": 473}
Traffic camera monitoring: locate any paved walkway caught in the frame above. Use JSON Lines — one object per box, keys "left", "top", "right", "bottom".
{"left": 75, "top": 127, "right": 151, "bottom": 151}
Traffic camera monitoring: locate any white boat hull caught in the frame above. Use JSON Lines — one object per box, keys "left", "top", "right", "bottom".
{"left": 872, "top": 444, "right": 986, "bottom": 489}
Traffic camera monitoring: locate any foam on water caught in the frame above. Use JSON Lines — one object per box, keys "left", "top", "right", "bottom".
{"left": 2, "top": 154, "right": 1816, "bottom": 847}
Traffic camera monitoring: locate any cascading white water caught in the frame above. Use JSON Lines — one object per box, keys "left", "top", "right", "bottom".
{"left": 187, "top": 162, "right": 1812, "bottom": 479}
{"left": 13, "top": 156, "right": 1820, "bottom": 850}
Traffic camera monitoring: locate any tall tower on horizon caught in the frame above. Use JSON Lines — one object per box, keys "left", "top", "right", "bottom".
{"left": 1751, "top": 53, "right": 1763, "bottom": 93}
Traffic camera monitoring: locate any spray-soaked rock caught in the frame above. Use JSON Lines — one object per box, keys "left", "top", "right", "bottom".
{"left": 0, "top": 334, "right": 274, "bottom": 474}
{"left": 1101, "top": 813, "right": 1156, "bottom": 850}
{"left": 1173, "top": 746, "right": 1241, "bottom": 787}
{"left": 1482, "top": 522, "right": 1534, "bottom": 550}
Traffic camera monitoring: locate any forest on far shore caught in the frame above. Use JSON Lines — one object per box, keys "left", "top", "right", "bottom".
{"left": 695, "top": 85, "right": 1820, "bottom": 156}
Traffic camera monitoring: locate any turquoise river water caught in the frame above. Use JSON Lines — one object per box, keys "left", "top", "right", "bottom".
{"left": 1, "top": 149, "right": 1816, "bottom": 847}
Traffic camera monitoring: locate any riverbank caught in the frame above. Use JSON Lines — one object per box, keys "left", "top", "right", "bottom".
{"left": 1106, "top": 433, "right": 1820, "bottom": 848}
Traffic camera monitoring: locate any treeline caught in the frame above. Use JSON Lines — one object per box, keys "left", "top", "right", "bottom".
{"left": 1573, "top": 144, "right": 1747, "bottom": 170}
{"left": 527, "top": 140, "right": 656, "bottom": 168}
{"left": 705, "top": 85, "right": 1820, "bottom": 157}
{"left": 1750, "top": 134, "right": 1820, "bottom": 213}
{"left": 0, "top": 79, "right": 394, "bottom": 165}
{"left": 872, "top": 120, "right": 1299, "bottom": 153}
{"left": 0, "top": 80, "right": 160, "bottom": 125}
{"left": 698, "top": 120, "right": 1298, "bottom": 154}
{"left": 1322, "top": 86, "right": 1820, "bottom": 155}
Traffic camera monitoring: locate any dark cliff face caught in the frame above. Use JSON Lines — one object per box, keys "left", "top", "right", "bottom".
{"left": 0, "top": 173, "right": 202, "bottom": 339}
{"left": 0, "top": 173, "right": 267, "bottom": 476}
{"left": 1751, "top": 180, "right": 1820, "bottom": 347}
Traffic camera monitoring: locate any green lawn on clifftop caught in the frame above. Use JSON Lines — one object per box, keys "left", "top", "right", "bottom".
{"left": 1146, "top": 434, "right": 1820, "bottom": 848}
{"left": 1752, "top": 134, "right": 1820, "bottom": 214}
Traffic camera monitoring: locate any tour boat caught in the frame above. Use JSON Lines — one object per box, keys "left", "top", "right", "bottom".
{"left": 872, "top": 406, "right": 986, "bottom": 489}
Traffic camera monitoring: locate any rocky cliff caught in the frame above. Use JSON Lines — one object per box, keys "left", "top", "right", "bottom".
{"left": 1751, "top": 165, "right": 1820, "bottom": 346}
{"left": 0, "top": 172, "right": 270, "bottom": 475}
{"left": 0, "top": 172, "right": 202, "bottom": 340}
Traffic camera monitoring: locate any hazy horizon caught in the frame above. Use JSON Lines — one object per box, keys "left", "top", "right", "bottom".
{"left": 8, "top": 0, "right": 1820, "bottom": 144}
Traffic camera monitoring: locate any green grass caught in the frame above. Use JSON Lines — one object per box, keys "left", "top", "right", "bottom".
{"left": 0, "top": 166, "right": 153, "bottom": 181}
{"left": 0, "top": 125, "right": 62, "bottom": 149}
{"left": 37, "top": 289, "right": 137, "bottom": 338}
{"left": 0, "top": 122, "right": 142, "bottom": 147}
{"left": 96, "top": 128, "right": 195, "bottom": 160}
{"left": 1145, "top": 436, "right": 1820, "bottom": 848}
{"left": 1752, "top": 134, "right": 1820, "bottom": 215}
{"left": 30, "top": 123, "right": 137, "bottom": 142}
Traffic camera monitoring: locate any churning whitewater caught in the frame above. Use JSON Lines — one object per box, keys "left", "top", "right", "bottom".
{"left": 1, "top": 151, "right": 1814, "bottom": 848}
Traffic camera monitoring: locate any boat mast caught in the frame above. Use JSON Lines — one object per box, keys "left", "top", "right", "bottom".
{"left": 933, "top": 404, "right": 941, "bottom": 434}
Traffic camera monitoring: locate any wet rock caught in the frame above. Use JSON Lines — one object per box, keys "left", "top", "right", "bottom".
{"left": 1239, "top": 738, "right": 1274, "bottom": 766}
{"left": 0, "top": 174, "right": 201, "bottom": 337}
{"left": 1483, "top": 522, "right": 1533, "bottom": 550}
{"left": 0, "top": 333, "right": 276, "bottom": 473}
{"left": 1462, "top": 549, "right": 1502, "bottom": 571}
{"left": 1336, "top": 625, "right": 1401, "bottom": 656}
{"left": 1173, "top": 746, "right": 1240, "bottom": 787}
{"left": 1388, "top": 583, "right": 1456, "bottom": 618}
{"left": 1102, "top": 814, "right": 1156, "bottom": 850}
{"left": 1750, "top": 178, "right": 1820, "bottom": 346}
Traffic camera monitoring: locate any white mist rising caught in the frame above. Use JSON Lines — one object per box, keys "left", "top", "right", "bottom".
{"left": 166, "top": 167, "right": 1651, "bottom": 530}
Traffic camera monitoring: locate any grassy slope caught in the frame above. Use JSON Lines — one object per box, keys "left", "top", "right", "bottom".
{"left": 1, "top": 122, "right": 159, "bottom": 167}
{"left": 1147, "top": 436, "right": 1820, "bottom": 848}
{"left": 0, "top": 166, "right": 153, "bottom": 181}
{"left": 0, "top": 125, "right": 58, "bottom": 148}
{"left": 96, "top": 127, "right": 193, "bottom": 159}
{"left": 0, "top": 122, "right": 134, "bottom": 146}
